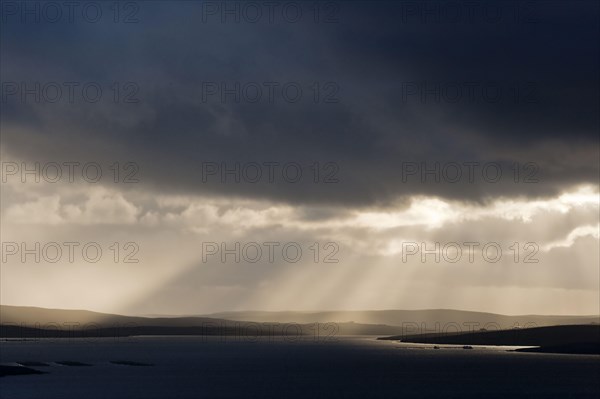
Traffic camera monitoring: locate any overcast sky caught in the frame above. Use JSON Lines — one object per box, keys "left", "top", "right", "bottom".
{"left": 1, "top": 0, "right": 598, "bottom": 316}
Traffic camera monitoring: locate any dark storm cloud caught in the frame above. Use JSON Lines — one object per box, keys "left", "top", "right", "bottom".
{"left": 1, "top": 0, "right": 598, "bottom": 206}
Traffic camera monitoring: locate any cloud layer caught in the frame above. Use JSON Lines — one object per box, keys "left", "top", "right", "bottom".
{"left": 1, "top": 0, "right": 598, "bottom": 206}
{"left": 1, "top": 1, "right": 598, "bottom": 315}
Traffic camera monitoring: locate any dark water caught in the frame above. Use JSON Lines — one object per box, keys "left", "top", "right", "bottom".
{"left": 1, "top": 336, "right": 599, "bottom": 398}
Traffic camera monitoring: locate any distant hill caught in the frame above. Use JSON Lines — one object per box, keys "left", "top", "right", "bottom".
{"left": 203, "top": 309, "right": 599, "bottom": 329}
{"left": 1, "top": 305, "right": 223, "bottom": 327}
{"left": 0, "top": 305, "right": 405, "bottom": 337}
{"left": 2, "top": 306, "right": 597, "bottom": 339}
{"left": 379, "top": 324, "right": 600, "bottom": 354}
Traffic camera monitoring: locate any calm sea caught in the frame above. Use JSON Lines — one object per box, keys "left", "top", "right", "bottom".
{"left": 1, "top": 336, "right": 599, "bottom": 398}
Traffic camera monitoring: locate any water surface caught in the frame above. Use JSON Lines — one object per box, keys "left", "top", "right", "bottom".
{"left": 1, "top": 336, "right": 598, "bottom": 398}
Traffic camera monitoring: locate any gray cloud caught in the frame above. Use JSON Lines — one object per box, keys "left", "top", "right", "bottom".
{"left": 1, "top": 0, "right": 598, "bottom": 209}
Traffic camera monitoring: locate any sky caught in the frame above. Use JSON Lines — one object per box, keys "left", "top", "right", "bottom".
{"left": 1, "top": 0, "right": 598, "bottom": 316}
